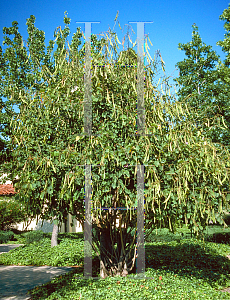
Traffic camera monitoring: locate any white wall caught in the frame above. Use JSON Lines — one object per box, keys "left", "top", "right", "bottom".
{"left": 9, "top": 203, "right": 84, "bottom": 233}
{"left": 0, "top": 173, "right": 19, "bottom": 184}
{"left": 1, "top": 173, "right": 124, "bottom": 233}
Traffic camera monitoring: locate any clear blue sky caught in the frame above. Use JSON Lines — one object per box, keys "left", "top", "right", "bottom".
{"left": 0, "top": 0, "right": 229, "bottom": 130}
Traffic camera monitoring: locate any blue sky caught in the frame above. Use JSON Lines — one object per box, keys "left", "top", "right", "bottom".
{"left": 0, "top": 0, "right": 229, "bottom": 133}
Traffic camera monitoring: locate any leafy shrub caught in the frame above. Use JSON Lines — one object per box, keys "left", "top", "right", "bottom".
{"left": 0, "top": 199, "right": 31, "bottom": 231}
{"left": 22, "top": 230, "right": 44, "bottom": 244}
{"left": 0, "top": 230, "right": 14, "bottom": 244}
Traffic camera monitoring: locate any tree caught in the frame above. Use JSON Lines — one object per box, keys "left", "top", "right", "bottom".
{"left": 173, "top": 24, "right": 225, "bottom": 139}
{"left": 215, "top": 4, "right": 230, "bottom": 151}
{"left": 0, "top": 11, "right": 104, "bottom": 246}
{"left": 0, "top": 16, "right": 50, "bottom": 168}
{"left": 4, "top": 12, "right": 230, "bottom": 278}
{"left": 173, "top": 21, "right": 230, "bottom": 216}
{"left": 0, "top": 11, "right": 86, "bottom": 174}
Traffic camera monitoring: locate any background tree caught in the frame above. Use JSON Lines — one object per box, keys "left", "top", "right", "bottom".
{"left": 173, "top": 8, "right": 230, "bottom": 154}
{"left": 4, "top": 12, "right": 230, "bottom": 278}
{"left": 216, "top": 3, "right": 230, "bottom": 151}
{"left": 173, "top": 19, "right": 230, "bottom": 216}
{"left": 173, "top": 24, "right": 225, "bottom": 140}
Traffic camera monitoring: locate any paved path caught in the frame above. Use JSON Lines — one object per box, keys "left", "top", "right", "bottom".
{"left": 0, "top": 244, "right": 75, "bottom": 300}
{"left": 0, "top": 244, "right": 25, "bottom": 255}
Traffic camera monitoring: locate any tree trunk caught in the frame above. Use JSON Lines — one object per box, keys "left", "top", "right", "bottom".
{"left": 99, "top": 227, "right": 114, "bottom": 278}
{"left": 51, "top": 218, "right": 59, "bottom": 247}
{"left": 98, "top": 224, "right": 137, "bottom": 278}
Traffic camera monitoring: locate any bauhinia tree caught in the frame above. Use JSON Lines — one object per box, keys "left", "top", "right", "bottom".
{"left": 3, "top": 11, "right": 230, "bottom": 278}
{"left": 0, "top": 12, "right": 105, "bottom": 245}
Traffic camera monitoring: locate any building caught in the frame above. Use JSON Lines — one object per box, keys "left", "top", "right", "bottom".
{"left": 0, "top": 173, "right": 83, "bottom": 233}
{"left": 0, "top": 173, "right": 122, "bottom": 233}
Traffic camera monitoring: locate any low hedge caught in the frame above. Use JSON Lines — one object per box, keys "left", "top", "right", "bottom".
{"left": 0, "top": 230, "right": 15, "bottom": 244}
{"left": 22, "top": 230, "right": 45, "bottom": 244}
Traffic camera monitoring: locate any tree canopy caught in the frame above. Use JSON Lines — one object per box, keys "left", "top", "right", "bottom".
{"left": 173, "top": 6, "right": 230, "bottom": 217}
{"left": 174, "top": 12, "right": 230, "bottom": 154}
{"left": 1, "top": 11, "right": 230, "bottom": 278}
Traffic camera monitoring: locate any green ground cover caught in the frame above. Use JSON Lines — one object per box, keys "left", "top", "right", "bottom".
{"left": 0, "top": 225, "right": 230, "bottom": 299}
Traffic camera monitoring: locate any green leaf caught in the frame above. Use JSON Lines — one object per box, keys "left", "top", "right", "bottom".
{"left": 154, "top": 161, "right": 160, "bottom": 167}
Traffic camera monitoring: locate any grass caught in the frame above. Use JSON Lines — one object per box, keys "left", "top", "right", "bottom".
{"left": 1, "top": 224, "right": 230, "bottom": 299}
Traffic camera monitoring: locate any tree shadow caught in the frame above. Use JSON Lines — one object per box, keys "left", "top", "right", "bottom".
{"left": 27, "top": 234, "right": 230, "bottom": 299}
{"left": 145, "top": 239, "right": 230, "bottom": 289}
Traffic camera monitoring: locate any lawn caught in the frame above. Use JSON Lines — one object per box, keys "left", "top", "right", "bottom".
{"left": 1, "top": 224, "right": 230, "bottom": 299}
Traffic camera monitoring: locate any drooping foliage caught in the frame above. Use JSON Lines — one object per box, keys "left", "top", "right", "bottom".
{"left": 173, "top": 15, "right": 230, "bottom": 217}
{"left": 2, "top": 11, "right": 230, "bottom": 277}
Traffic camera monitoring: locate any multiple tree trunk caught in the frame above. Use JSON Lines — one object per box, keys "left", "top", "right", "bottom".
{"left": 90, "top": 206, "right": 137, "bottom": 278}
{"left": 98, "top": 225, "right": 137, "bottom": 278}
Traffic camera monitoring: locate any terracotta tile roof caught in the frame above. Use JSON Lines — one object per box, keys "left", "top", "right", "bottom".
{"left": 0, "top": 184, "right": 17, "bottom": 195}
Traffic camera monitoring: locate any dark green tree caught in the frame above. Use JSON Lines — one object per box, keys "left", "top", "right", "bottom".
{"left": 215, "top": 3, "right": 230, "bottom": 150}
{"left": 173, "top": 21, "right": 230, "bottom": 216}
{"left": 0, "top": 11, "right": 88, "bottom": 174}
{"left": 174, "top": 17, "right": 230, "bottom": 153}
{"left": 173, "top": 24, "right": 222, "bottom": 132}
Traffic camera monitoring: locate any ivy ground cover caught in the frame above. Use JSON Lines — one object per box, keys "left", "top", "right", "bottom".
{"left": 0, "top": 226, "right": 230, "bottom": 299}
